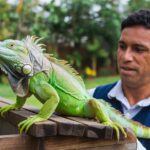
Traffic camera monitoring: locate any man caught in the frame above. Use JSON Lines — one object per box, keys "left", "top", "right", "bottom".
{"left": 89, "top": 9, "right": 150, "bottom": 150}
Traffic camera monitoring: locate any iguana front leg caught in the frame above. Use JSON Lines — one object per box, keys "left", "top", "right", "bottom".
{"left": 18, "top": 81, "right": 60, "bottom": 134}
{"left": 89, "top": 99, "right": 127, "bottom": 140}
{"left": 0, "top": 96, "right": 26, "bottom": 117}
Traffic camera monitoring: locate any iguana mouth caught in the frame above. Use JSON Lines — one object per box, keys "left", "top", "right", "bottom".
{"left": 0, "top": 46, "right": 15, "bottom": 57}
{"left": 1, "top": 64, "right": 30, "bottom": 97}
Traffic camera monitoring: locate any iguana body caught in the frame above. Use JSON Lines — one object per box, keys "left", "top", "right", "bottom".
{"left": 0, "top": 36, "right": 149, "bottom": 139}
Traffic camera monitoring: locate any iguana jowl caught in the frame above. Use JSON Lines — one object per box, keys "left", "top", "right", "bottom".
{"left": 0, "top": 36, "right": 149, "bottom": 139}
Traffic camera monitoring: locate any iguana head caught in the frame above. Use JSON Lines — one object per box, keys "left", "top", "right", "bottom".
{"left": 0, "top": 36, "right": 48, "bottom": 97}
{"left": 0, "top": 39, "right": 32, "bottom": 76}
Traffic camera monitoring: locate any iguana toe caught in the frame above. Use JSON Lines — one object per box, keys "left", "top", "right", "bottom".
{"left": 103, "top": 121, "right": 127, "bottom": 140}
{"left": 0, "top": 104, "right": 18, "bottom": 117}
{"left": 18, "top": 115, "right": 47, "bottom": 134}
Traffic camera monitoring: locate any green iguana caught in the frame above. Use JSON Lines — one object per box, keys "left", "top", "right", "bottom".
{"left": 0, "top": 36, "right": 149, "bottom": 140}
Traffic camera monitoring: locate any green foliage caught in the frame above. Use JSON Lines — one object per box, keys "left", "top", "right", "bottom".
{"left": 66, "top": 51, "right": 81, "bottom": 68}
{"left": 0, "top": 0, "right": 149, "bottom": 76}
{"left": 85, "top": 75, "right": 120, "bottom": 89}
{"left": 127, "top": 0, "right": 150, "bottom": 12}
{"left": 0, "top": 0, "right": 13, "bottom": 39}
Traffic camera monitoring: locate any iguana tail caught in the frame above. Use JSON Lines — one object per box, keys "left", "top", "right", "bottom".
{"left": 101, "top": 100, "right": 150, "bottom": 139}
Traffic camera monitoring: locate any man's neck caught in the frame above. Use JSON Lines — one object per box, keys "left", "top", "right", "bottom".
{"left": 122, "top": 82, "right": 150, "bottom": 106}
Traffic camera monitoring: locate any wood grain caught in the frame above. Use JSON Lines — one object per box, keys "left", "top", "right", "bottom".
{"left": 0, "top": 98, "right": 137, "bottom": 150}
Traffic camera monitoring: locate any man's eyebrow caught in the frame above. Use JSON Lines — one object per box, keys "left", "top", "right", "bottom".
{"left": 133, "top": 43, "right": 148, "bottom": 49}
{"left": 133, "top": 43, "right": 145, "bottom": 46}
{"left": 118, "top": 40, "right": 125, "bottom": 44}
{"left": 118, "top": 41, "right": 148, "bottom": 48}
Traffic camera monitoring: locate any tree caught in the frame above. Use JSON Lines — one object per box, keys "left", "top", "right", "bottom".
{"left": 42, "top": 0, "right": 123, "bottom": 75}
{"left": 0, "top": 0, "right": 14, "bottom": 39}
{"left": 127, "top": 0, "right": 150, "bottom": 12}
{"left": 0, "top": 0, "right": 129, "bottom": 77}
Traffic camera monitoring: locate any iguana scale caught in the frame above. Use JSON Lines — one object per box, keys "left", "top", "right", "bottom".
{"left": 0, "top": 36, "right": 149, "bottom": 140}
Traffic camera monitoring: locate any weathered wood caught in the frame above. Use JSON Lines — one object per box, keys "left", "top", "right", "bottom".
{"left": 0, "top": 134, "right": 137, "bottom": 150}
{"left": 42, "top": 136, "right": 137, "bottom": 150}
{"left": 50, "top": 114, "right": 86, "bottom": 137}
{"left": 0, "top": 118, "right": 19, "bottom": 135}
{"left": 0, "top": 101, "right": 57, "bottom": 137}
{"left": 67, "top": 116, "right": 113, "bottom": 139}
{"left": 0, "top": 101, "right": 86, "bottom": 137}
{"left": 0, "top": 134, "right": 38, "bottom": 150}
{"left": 0, "top": 99, "right": 136, "bottom": 140}
{"left": 68, "top": 117, "right": 134, "bottom": 141}
{"left": 0, "top": 98, "right": 137, "bottom": 150}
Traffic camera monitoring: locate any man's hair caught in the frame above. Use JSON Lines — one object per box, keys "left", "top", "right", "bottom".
{"left": 121, "top": 9, "right": 150, "bottom": 30}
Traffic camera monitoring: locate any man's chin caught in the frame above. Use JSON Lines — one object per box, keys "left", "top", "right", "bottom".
{"left": 121, "top": 77, "right": 139, "bottom": 87}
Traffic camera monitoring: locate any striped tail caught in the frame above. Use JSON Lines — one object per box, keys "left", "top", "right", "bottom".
{"left": 99, "top": 99, "right": 150, "bottom": 139}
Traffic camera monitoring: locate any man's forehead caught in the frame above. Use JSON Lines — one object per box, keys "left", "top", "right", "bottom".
{"left": 120, "top": 26, "right": 150, "bottom": 43}
{"left": 121, "top": 26, "right": 150, "bottom": 36}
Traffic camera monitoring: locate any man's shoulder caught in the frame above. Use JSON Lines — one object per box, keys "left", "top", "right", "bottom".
{"left": 88, "top": 81, "right": 119, "bottom": 99}
{"left": 94, "top": 82, "right": 118, "bottom": 94}
{"left": 93, "top": 82, "right": 118, "bottom": 99}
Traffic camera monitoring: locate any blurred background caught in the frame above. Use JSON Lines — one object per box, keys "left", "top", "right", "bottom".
{"left": 0, "top": 0, "right": 149, "bottom": 107}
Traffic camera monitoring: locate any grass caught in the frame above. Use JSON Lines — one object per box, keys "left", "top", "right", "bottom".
{"left": 0, "top": 84, "right": 43, "bottom": 108}
{"left": 0, "top": 75, "right": 120, "bottom": 108}
{"left": 85, "top": 75, "right": 120, "bottom": 89}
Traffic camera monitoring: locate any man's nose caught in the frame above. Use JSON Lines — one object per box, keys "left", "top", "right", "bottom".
{"left": 123, "top": 48, "right": 133, "bottom": 62}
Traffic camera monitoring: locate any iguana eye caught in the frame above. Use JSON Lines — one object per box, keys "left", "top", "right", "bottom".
{"left": 8, "top": 43, "right": 15, "bottom": 48}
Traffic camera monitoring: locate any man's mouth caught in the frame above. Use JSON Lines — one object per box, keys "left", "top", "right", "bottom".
{"left": 121, "top": 66, "right": 135, "bottom": 70}
{"left": 119, "top": 66, "right": 136, "bottom": 75}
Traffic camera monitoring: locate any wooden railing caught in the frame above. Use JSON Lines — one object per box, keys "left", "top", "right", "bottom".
{"left": 0, "top": 97, "right": 137, "bottom": 150}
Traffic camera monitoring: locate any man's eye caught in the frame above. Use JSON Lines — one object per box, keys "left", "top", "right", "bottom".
{"left": 133, "top": 46, "right": 147, "bottom": 53}
{"left": 119, "top": 43, "right": 126, "bottom": 50}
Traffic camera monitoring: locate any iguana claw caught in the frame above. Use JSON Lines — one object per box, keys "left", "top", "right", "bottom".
{"left": 0, "top": 104, "right": 19, "bottom": 117}
{"left": 103, "top": 121, "right": 127, "bottom": 140}
{"left": 18, "top": 115, "right": 47, "bottom": 134}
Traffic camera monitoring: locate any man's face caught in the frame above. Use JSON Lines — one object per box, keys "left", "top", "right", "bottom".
{"left": 117, "top": 26, "right": 150, "bottom": 87}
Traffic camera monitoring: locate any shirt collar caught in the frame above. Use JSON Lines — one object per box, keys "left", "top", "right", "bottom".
{"left": 108, "top": 80, "right": 150, "bottom": 109}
